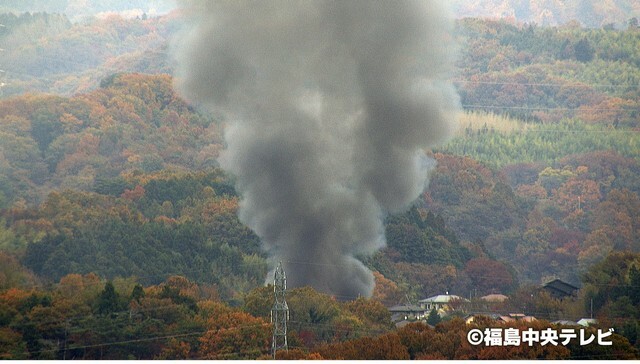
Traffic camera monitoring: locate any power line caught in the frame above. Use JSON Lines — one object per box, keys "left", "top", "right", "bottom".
{"left": 6, "top": 252, "right": 640, "bottom": 300}
{"left": 4, "top": 47, "right": 639, "bottom": 90}
{"left": 6, "top": 256, "right": 269, "bottom": 291}
{"left": 6, "top": 284, "right": 639, "bottom": 359}
{"left": 459, "top": 128, "right": 640, "bottom": 133}
{"left": 11, "top": 280, "right": 639, "bottom": 334}
{"left": 0, "top": 300, "right": 205, "bottom": 332}
{"left": 453, "top": 79, "right": 640, "bottom": 89}
{"left": 288, "top": 320, "right": 389, "bottom": 336}
{"left": 21, "top": 321, "right": 271, "bottom": 358}
{"left": 12, "top": 305, "right": 640, "bottom": 357}
{"left": 1, "top": 47, "right": 638, "bottom": 101}
{"left": 461, "top": 104, "right": 638, "bottom": 112}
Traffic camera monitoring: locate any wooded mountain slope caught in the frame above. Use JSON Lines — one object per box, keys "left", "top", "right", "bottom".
{"left": 0, "top": 12, "right": 639, "bottom": 359}
{"left": 0, "top": 73, "right": 221, "bottom": 208}
{"left": 453, "top": 0, "right": 640, "bottom": 27}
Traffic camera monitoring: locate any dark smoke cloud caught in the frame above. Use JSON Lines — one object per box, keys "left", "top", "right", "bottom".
{"left": 173, "top": 0, "right": 459, "bottom": 298}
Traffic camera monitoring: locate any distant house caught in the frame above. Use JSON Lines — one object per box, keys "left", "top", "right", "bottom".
{"left": 577, "top": 318, "right": 597, "bottom": 327}
{"left": 504, "top": 313, "right": 537, "bottom": 322}
{"left": 418, "top": 294, "right": 469, "bottom": 314}
{"left": 542, "top": 279, "right": 579, "bottom": 299}
{"left": 552, "top": 320, "right": 579, "bottom": 326}
{"left": 464, "top": 313, "right": 536, "bottom": 325}
{"left": 465, "top": 313, "right": 514, "bottom": 325}
{"left": 388, "top": 304, "right": 427, "bottom": 322}
{"left": 480, "top": 294, "right": 509, "bottom": 303}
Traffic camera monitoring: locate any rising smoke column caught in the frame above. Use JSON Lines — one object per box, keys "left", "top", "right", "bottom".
{"left": 173, "top": 1, "right": 459, "bottom": 298}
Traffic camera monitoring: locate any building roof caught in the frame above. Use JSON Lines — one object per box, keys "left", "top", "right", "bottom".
{"left": 577, "top": 318, "right": 597, "bottom": 327}
{"left": 419, "top": 294, "right": 468, "bottom": 304}
{"left": 542, "top": 279, "right": 579, "bottom": 298}
{"left": 480, "top": 294, "right": 509, "bottom": 302}
{"left": 464, "top": 313, "right": 515, "bottom": 324}
{"left": 552, "top": 320, "right": 579, "bottom": 326}
{"left": 388, "top": 304, "right": 425, "bottom": 313}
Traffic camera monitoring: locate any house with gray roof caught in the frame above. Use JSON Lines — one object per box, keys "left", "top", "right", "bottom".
{"left": 418, "top": 294, "right": 469, "bottom": 315}
{"left": 388, "top": 304, "right": 427, "bottom": 322}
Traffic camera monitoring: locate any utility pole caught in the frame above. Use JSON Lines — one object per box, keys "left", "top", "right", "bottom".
{"left": 0, "top": 70, "right": 6, "bottom": 97}
{"left": 271, "top": 261, "right": 288, "bottom": 359}
{"left": 0, "top": 24, "right": 6, "bottom": 97}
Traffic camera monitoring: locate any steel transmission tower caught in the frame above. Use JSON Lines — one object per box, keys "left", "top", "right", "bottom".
{"left": 271, "top": 261, "right": 288, "bottom": 359}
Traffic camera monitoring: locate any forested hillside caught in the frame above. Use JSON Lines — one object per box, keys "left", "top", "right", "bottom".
{"left": 0, "top": 12, "right": 175, "bottom": 97}
{"left": 0, "top": 73, "right": 221, "bottom": 207}
{"left": 3, "top": 0, "right": 638, "bottom": 28}
{"left": 0, "top": 11, "right": 638, "bottom": 359}
{"left": 0, "top": 267, "right": 637, "bottom": 359}
{"left": 454, "top": 18, "right": 639, "bottom": 126}
{"left": 453, "top": 0, "right": 640, "bottom": 28}
{"left": 0, "top": 0, "right": 174, "bottom": 20}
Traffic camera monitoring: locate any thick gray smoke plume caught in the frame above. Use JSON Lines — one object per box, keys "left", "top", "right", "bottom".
{"left": 174, "top": 1, "right": 459, "bottom": 298}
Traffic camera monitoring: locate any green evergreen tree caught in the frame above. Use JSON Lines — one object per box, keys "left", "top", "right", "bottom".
{"left": 130, "top": 284, "right": 145, "bottom": 303}
{"left": 98, "top": 281, "right": 120, "bottom": 315}
{"left": 426, "top": 308, "right": 441, "bottom": 326}
{"left": 575, "top": 38, "right": 595, "bottom": 62}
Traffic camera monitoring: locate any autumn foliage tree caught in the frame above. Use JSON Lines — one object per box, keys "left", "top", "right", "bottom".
{"left": 196, "top": 302, "right": 271, "bottom": 359}
{"left": 464, "top": 257, "right": 517, "bottom": 295}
